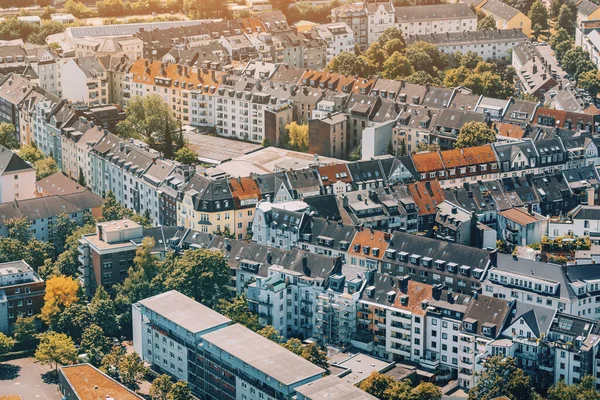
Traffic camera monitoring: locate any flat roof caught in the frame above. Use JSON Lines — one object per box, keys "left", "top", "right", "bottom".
{"left": 333, "top": 353, "right": 393, "bottom": 386}
{"left": 184, "top": 132, "right": 263, "bottom": 164}
{"left": 138, "top": 290, "right": 230, "bottom": 334}
{"left": 202, "top": 324, "right": 325, "bottom": 385}
{"left": 60, "top": 364, "right": 142, "bottom": 400}
{"left": 98, "top": 219, "right": 141, "bottom": 233}
{"left": 294, "top": 375, "right": 377, "bottom": 399}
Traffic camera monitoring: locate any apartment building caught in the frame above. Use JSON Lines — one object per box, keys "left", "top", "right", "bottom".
{"left": 331, "top": 3, "right": 368, "bottom": 50}
{"left": 548, "top": 205, "right": 600, "bottom": 238}
{"left": 61, "top": 57, "right": 109, "bottom": 106}
{"left": 313, "top": 23, "right": 356, "bottom": 63}
{"left": 73, "top": 36, "right": 144, "bottom": 60}
{"left": 477, "top": 0, "right": 532, "bottom": 36}
{"left": 308, "top": 112, "right": 347, "bottom": 159}
{"left": 60, "top": 118, "right": 106, "bottom": 185}
{"left": 0, "top": 74, "right": 34, "bottom": 141}
{"left": 0, "top": 145, "right": 36, "bottom": 202}
{"left": 497, "top": 207, "right": 548, "bottom": 248}
{"left": 394, "top": 4, "right": 477, "bottom": 37}
{"left": 366, "top": 2, "right": 396, "bottom": 45}
{"left": 252, "top": 200, "right": 309, "bottom": 250}
{"left": 0, "top": 260, "right": 45, "bottom": 334}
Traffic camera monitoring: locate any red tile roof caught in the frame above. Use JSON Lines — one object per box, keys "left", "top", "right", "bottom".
{"left": 494, "top": 122, "right": 525, "bottom": 138}
{"left": 300, "top": 70, "right": 374, "bottom": 94}
{"left": 229, "top": 176, "right": 262, "bottom": 207}
{"left": 406, "top": 180, "right": 445, "bottom": 216}
{"left": 318, "top": 164, "right": 352, "bottom": 186}
{"left": 348, "top": 229, "right": 388, "bottom": 260}
{"left": 411, "top": 151, "right": 444, "bottom": 174}
{"left": 441, "top": 145, "right": 497, "bottom": 168}
{"left": 129, "top": 59, "right": 223, "bottom": 91}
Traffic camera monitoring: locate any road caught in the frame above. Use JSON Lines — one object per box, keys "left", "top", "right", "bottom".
{"left": 0, "top": 357, "right": 61, "bottom": 400}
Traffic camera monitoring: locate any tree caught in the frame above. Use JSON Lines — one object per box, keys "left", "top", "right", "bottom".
{"left": 549, "top": 27, "right": 572, "bottom": 50}
{"left": 217, "top": 294, "right": 260, "bottom": 331}
{"left": 325, "top": 52, "right": 371, "bottom": 77}
{"left": 19, "top": 142, "right": 44, "bottom": 163}
{"left": 301, "top": 343, "right": 328, "bottom": 370}
{"left": 0, "top": 123, "right": 19, "bottom": 149}
{"left": 387, "top": 139, "right": 395, "bottom": 156}
{"left": 101, "top": 190, "right": 132, "bottom": 221}
{"left": 528, "top": 0, "right": 549, "bottom": 38}
{"left": 78, "top": 167, "right": 86, "bottom": 187}
{"left": 64, "top": 0, "right": 93, "bottom": 17}
{"left": 12, "top": 315, "right": 37, "bottom": 343}
{"left": 283, "top": 338, "right": 303, "bottom": 355}
{"left": 41, "top": 275, "right": 80, "bottom": 329}
{"left": 174, "top": 147, "right": 197, "bottom": 164}
{"left": 348, "top": 144, "right": 361, "bottom": 161}
{"left": 41, "top": 224, "right": 95, "bottom": 280}
{"left": 411, "top": 382, "right": 442, "bottom": 400}
{"left": 5, "top": 216, "right": 32, "bottom": 243}
{"left": 55, "top": 303, "right": 92, "bottom": 341}
{"left": 364, "top": 42, "right": 388, "bottom": 71}
{"left": 159, "top": 248, "right": 231, "bottom": 307}
{"left": 404, "top": 42, "right": 446, "bottom": 76}
{"left": 468, "top": 356, "right": 538, "bottom": 400}
{"left": 0, "top": 332, "right": 15, "bottom": 359}
{"left": 405, "top": 70, "right": 439, "bottom": 85}
{"left": 50, "top": 213, "right": 77, "bottom": 253}
{"left": 548, "top": 375, "right": 600, "bottom": 400}
{"left": 116, "top": 352, "right": 148, "bottom": 390}
{"left": 399, "top": 139, "right": 407, "bottom": 156}
{"left": 150, "top": 374, "right": 173, "bottom": 400}
{"left": 359, "top": 372, "right": 398, "bottom": 399}
{"left": 579, "top": 70, "right": 600, "bottom": 98}
{"left": 557, "top": 3, "right": 575, "bottom": 35}
{"left": 131, "top": 210, "right": 153, "bottom": 228}
{"left": 562, "top": 46, "right": 594, "bottom": 80}
{"left": 269, "top": 0, "right": 291, "bottom": 11}
{"left": 0, "top": 237, "right": 54, "bottom": 270}
{"left": 382, "top": 52, "right": 413, "bottom": 80}
{"left": 89, "top": 286, "right": 119, "bottom": 336}
{"left": 34, "top": 156, "right": 58, "bottom": 180}
{"left": 257, "top": 325, "right": 283, "bottom": 343}
{"left": 378, "top": 27, "right": 405, "bottom": 47}
{"left": 285, "top": 122, "right": 308, "bottom": 152}
{"left": 101, "top": 345, "right": 126, "bottom": 380}
{"left": 80, "top": 324, "right": 112, "bottom": 366}
{"left": 169, "top": 381, "right": 191, "bottom": 400}
{"left": 383, "top": 38, "right": 405, "bottom": 56}
{"left": 35, "top": 331, "right": 77, "bottom": 371}
{"left": 183, "top": 0, "right": 230, "bottom": 19}
{"left": 478, "top": 15, "right": 497, "bottom": 30}
{"left": 461, "top": 51, "right": 484, "bottom": 69}
{"left": 455, "top": 121, "right": 496, "bottom": 149}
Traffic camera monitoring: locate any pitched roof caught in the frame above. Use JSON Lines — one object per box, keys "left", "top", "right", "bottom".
{"left": 36, "top": 172, "right": 86, "bottom": 195}
{"left": 440, "top": 145, "right": 497, "bottom": 168}
{"left": 348, "top": 229, "right": 388, "bottom": 260}
{"left": 411, "top": 151, "right": 444, "bottom": 174}
{"left": 0, "top": 146, "right": 33, "bottom": 176}
{"left": 499, "top": 207, "right": 544, "bottom": 225}
{"left": 406, "top": 180, "right": 445, "bottom": 215}
{"left": 481, "top": 0, "right": 521, "bottom": 20}
{"left": 395, "top": 3, "right": 475, "bottom": 21}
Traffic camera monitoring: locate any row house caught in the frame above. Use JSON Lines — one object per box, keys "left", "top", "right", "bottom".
{"left": 0, "top": 74, "right": 34, "bottom": 142}
{"left": 395, "top": 3, "right": 477, "bottom": 36}
{"left": 61, "top": 57, "right": 108, "bottom": 106}
{"left": 331, "top": 3, "right": 368, "bottom": 51}
{"left": 60, "top": 118, "right": 106, "bottom": 185}
{"left": 366, "top": 2, "right": 396, "bottom": 45}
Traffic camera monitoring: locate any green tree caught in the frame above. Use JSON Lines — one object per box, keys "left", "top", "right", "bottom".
{"left": 348, "top": 144, "right": 361, "bottom": 161}
{"left": 35, "top": 331, "right": 77, "bottom": 371}
{"left": 359, "top": 372, "right": 398, "bottom": 399}
{"left": 55, "top": 303, "right": 92, "bottom": 341}
{"left": 41, "top": 224, "right": 95, "bottom": 279}
{"left": 89, "top": 286, "right": 119, "bottom": 336}
{"left": 285, "top": 122, "right": 308, "bottom": 152}
{"left": 217, "top": 294, "right": 260, "bottom": 331}
{"left": 64, "top": 0, "right": 93, "bottom": 17}
{"left": 579, "top": 69, "right": 600, "bottom": 97}
{"left": 5, "top": 216, "right": 32, "bottom": 243}
{"left": 50, "top": 213, "right": 77, "bottom": 253}
{"left": 325, "top": 52, "right": 371, "bottom": 77}
{"left": 101, "top": 345, "right": 126, "bottom": 379}
{"left": 12, "top": 315, "right": 38, "bottom": 343}
{"left": 174, "top": 147, "right": 197, "bottom": 164}
{"left": 41, "top": 275, "right": 80, "bottom": 329}
{"left": 557, "top": 3, "right": 575, "bottom": 35}
{"left": 382, "top": 52, "right": 413, "bottom": 79}
{"left": 528, "top": 0, "right": 549, "bottom": 38}
{"left": 404, "top": 41, "right": 446, "bottom": 76}
{"left": 455, "top": 121, "right": 496, "bottom": 149}
{"left": 548, "top": 375, "right": 600, "bottom": 400}
{"left": 257, "top": 325, "right": 283, "bottom": 343}
{"left": 478, "top": 15, "right": 497, "bottom": 30}
{"left": 301, "top": 343, "right": 328, "bottom": 370}
{"left": 0, "top": 332, "right": 15, "bottom": 359}
{"left": 101, "top": 190, "right": 133, "bottom": 221}
{"left": 19, "top": 142, "right": 44, "bottom": 163}
{"left": 79, "top": 324, "right": 112, "bottom": 366}
{"left": 461, "top": 51, "right": 484, "bottom": 69}
{"left": 405, "top": 70, "right": 439, "bottom": 85}
{"left": 377, "top": 27, "right": 405, "bottom": 48}
{"left": 364, "top": 42, "right": 388, "bottom": 71}
{"left": 183, "top": 0, "right": 230, "bottom": 19}
{"left": 168, "top": 381, "right": 191, "bottom": 400}
{"left": 411, "top": 382, "right": 442, "bottom": 400}
{"left": 150, "top": 374, "right": 173, "bottom": 400}
{"left": 283, "top": 338, "right": 303, "bottom": 355}
{"left": 468, "top": 356, "right": 538, "bottom": 400}
{"left": 78, "top": 167, "right": 86, "bottom": 187}
{"left": 383, "top": 38, "right": 405, "bottom": 56}
{"left": 562, "top": 46, "right": 594, "bottom": 80}
{"left": 159, "top": 248, "right": 231, "bottom": 307}
{"left": 34, "top": 156, "right": 58, "bottom": 180}
{"left": 131, "top": 210, "right": 152, "bottom": 228}
{"left": 549, "top": 27, "right": 572, "bottom": 50}
{"left": 0, "top": 237, "right": 54, "bottom": 270}
{"left": 0, "top": 123, "right": 19, "bottom": 149}
{"left": 270, "top": 0, "right": 291, "bottom": 12}
{"left": 116, "top": 352, "right": 148, "bottom": 390}
{"left": 387, "top": 139, "right": 395, "bottom": 156}
{"left": 399, "top": 139, "right": 407, "bottom": 156}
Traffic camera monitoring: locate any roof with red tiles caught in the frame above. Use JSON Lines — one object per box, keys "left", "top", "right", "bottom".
{"left": 129, "top": 59, "right": 223, "bottom": 91}
{"left": 300, "top": 70, "right": 374, "bottom": 94}
{"left": 494, "top": 122, "right": 525, "bottom": 138}
{"left": 348, "top": 229, "right": 388, "bottom": 260}
{"left": 441, "top": 145, "right": 497, "bottom": 168}
{"left": 533, "top": 107, "right": 595, "bottom": 129}
{"left": 406, "top": 180, "right": 445, "bottom": 216}
{"left": 392, "top": 280, "right": 434, "bottom": 316}
{"left": 229, "top": 176, "right": 262, "bottom": 208}
{"left": 318, "top": 164, "right": 352, "bottom": 186}
{"left": 411, "top": 151, "right": 444, "bottom": 174}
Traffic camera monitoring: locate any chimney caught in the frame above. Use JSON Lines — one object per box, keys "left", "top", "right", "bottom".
{"left": 399, "top": 275, "right": 409, "bottom": 293}
{"left": 488, "top": 248, "right": 498, "bottom": 267}
{"left": 447, "top": 291, "right": 454, "bottom": 303}
{"left": 266, "top": 250, "right": 272, "bottom": 264}
{"left": 302, "top": 254, "right": 311, "bottom": 277}
{"left": 587, "top": 187, "right": 595, "bottom": 205}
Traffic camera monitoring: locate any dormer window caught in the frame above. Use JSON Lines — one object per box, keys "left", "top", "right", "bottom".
{"left": 387, "top": 290, "right": 396, "bottom": 302}
{"left": 410, "top": 254, "right": 421, "bottom": 265}
{"left": 447, "top": 263, "right": 458, "bottom": 273}
{"left": 372, "top": 248, "right": 380, "bottom": 257}
{"left": 422, "top": 257, "right": 433, "bottom": 267}
{"left": 398, "top": 252, "right": 409, "bottom": 262}
{"left": 385, "top": 249, "right": 396, "bottom": 259}
{"left": 434, "top": 260, "right": 445, "bottom": 270}
{"left": 459, "top": 265, "right": 471, "bottom": 276}
{"left": 363, "top": 245, "right": 370, "bottom": 255}
{"left": 354, "top": 243, "right": 361, "bottom": 252}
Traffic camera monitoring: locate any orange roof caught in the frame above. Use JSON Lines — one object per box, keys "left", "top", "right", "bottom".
{"left": 533, "top": 107, "right": 595, "bottom": 128}
{"left": 583, "top": 104, "right": 600, "bottom": 115}
{"left": 61, "top": 364, "right": 142, "bottom": 400}
{"left": 441, "top": 145, "right": 497, "bottom": 168}
{"left": 499, "top": 207, "right": 544, "bottom": 226}
{"left": 238, "top": 17, "right": 265, "bottom": 33}
{"left": 411, "top": 151, "right": 444, "bottom": 174}
{"left": 392, "top": 281, "right": 433, "bottom": 316}
{"left": 129, "top": 59, "right": 223, "bottom": 92}
{"left": 229, "top": 176, "right": 262, "bottom": 207}
{"left": 318, "top": 164, "right": 352, "bottom": 186}
{"left": 348, "top": 229, "right": 388, "bottom": 260}
{"left": 495, "top": 122, "right": 525, "bottom": 139}
{"left": 406, "top": 180, "right": 445, "bottom": 216}
{"left": 300, "top": 70, "right": 374, "bottom": 94}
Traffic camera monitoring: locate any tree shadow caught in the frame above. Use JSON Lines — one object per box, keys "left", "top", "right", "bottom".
{"left": 0, "top": 363, "right": 21, "bottom": 380}
{"left": 41, "top": 370, "right": 59, "bottom": 384}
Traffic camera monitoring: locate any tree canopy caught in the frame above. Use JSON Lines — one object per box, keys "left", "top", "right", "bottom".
{"left": 455, "top": 121, "right": 496, "bottom": 149}
{"left": 0, "top": 123, "right": 19, "bottom": 149}
{"left": 41, "top": 275, "right": 80, "bottom": 329}
{"left": 284, "top": 122, "right": 309, "bottom": 152}
{"left": 35, "top": 331, "right": 78, "bottom": 371}
{"left": 468, "top": 356, "right": 539, "bottom": 400}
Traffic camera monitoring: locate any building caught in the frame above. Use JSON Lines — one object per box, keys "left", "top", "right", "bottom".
{"left": 0, "top": 74, "right": 34, "bottom": 141}
{"left": 61, "top": 57, "right": 108, "bottom": 106}
{"left": 478, "top": 0, "right": 531, "bottom": 36}
{"left": 73, "top": 36, "right": 144, "bottom": 60}
{"left": 313, "top": 23, "right": 356, "bottom": 63}
{"left": 50, "top": 13, "right": 75, "bottom": 24}
{"left": 331, "top": 3, "right": 369, "bottom": 50}
{"left": 576, "top": 0, "right": 600, "bottom": 25}
{"left": 35, "top": 171, "right": 86, "bottom": 197}
{"left": 308, "top": 113, "right": 347, "bottom": 159}
{"left": 394, "top": 4, "right": 477, "bottom": 37}
{"left": 497, "top": 208, "right": 548, "bottom": 248}
{"left": 0, "top": 145, "right": 36, "bottom": 202}
{"left": 366, "top": 2, "right": 396, "bottom": 45}
{"left": 405, "top": 29, "right": 527, "bottom": 59}
{"left": 59, "top": 363, "right": 143, "bottom": 400}
{"left": 295, "top": 375, "right": 377, "bottom": 400}
{"left": 0, "top": 260, "right": 44, "bottom": 334}
{"left": 547, "top": 205, "right": 600, "bottom": 238}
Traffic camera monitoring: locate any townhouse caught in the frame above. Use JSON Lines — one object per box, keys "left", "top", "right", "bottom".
{"left": 0, "top": 74, "right": 34, "bottom": 141}
{"left": 61, "top": 57, "right": 109, "bottom": 106}
{"left": 313, "top": 23, "right": 356, "bottom": 63}
{"left": 0, "top": 145, "right": 36, "bottom": 202}
{"left": 394, "top": 4, "right": 477, "bottom": 37}
{"left": 60, "top": 118, "right": 106, "bottom": 185}
{"left": 331, "top": 3, "right": 369, "bottom": 50}
{"left": 366, "top": 2, "right": 396, "bottom": 45}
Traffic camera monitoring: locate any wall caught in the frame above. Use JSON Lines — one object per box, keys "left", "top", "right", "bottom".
{"left": 362, "top": 119, "right": 395, "bottom": 160}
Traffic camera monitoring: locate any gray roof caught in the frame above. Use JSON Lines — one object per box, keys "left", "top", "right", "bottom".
{"left": 406, "top": 29, "right": 526, "bottom": 46}
{"left": 67, "top": 20, "right": 208, "bottom": 38}
{"left": 577, "top": 0, "right": 600, "bottom": 16}
{"left": 0, "top": 190, "right": 103, "bottom": 221}
{"left": 464, "top": 294, "right": 512, "bottom": 337}
{"left": 481, "top": 0, "right": 520, "bottom": 20}
{"left": 435, "top": 109, "right": 487, "bottom": 130}
{"left": 570, "top": 205, "right": 600, "bottom": 220}
{"left": 504, "top": 301, "right": 556, "bottom": 337}
{"left": 138, "top": 290, "right": 231, "bottom": 333}
{"left": 202, "top": 324, "right": 325, "bottom": 385}
{"left": 395, "top": 3, "right": 475, "bottom": 21}
{"left": 295, "top": 375, "right": 377, "bottom": 400}
{"left": 0, "top": 145, "right": 34, "bottom": 175}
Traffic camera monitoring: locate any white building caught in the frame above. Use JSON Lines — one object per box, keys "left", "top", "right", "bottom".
{"left": 547, "top": 205, "right": 600, "bottom": 239}
{"left": 366, "top": 2, "right": 396, "bottom": 45}
{"left": 61, "top": 57, "right": 108, "bottom": 106}
{"left": 0, "top": 146, "right": 36, "bottom": 202}
{"left": 313, "top": 23, "right": 355, "bottom": 63}
{"left": 252, "top": 200, "right": 309, "bottom": 250}
{"left": 395, "top": 4, "right": 477, "bottom": 37}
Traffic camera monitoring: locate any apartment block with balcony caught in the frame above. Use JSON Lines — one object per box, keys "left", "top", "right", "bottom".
{"left": 0, "top": 260, "right": 45, "bottom": 334}
{"left": 61, "top": 57, "right": 108, "bottom": 106}
{"left": 331, "top": 3, "right": 368, "bottom": 50}
{"left": 497, "top": 207, "right": 548, "bottom": 249}
{"left": 313, "top": 23, "right": 355, "bottom": 63}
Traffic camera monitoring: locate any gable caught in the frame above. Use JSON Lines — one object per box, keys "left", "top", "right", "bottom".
{"left": 502, "top": 315, "right": 539, "bottom": 339}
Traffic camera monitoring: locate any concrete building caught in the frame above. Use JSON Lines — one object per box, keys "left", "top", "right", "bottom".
{"left": 366, "top": 2, "right": 396, "bottom": 45}
{"left": 313, "top": 23, "right": 356, "bottom": 63}
{"left": 59, "top": 364, "right": 143, "bottom": 400}
{"left": 497, "top": 208, "right": 548, "bottom": 248}
{"left": 61, "top": 57, "right": 108, "bottom": 106}
{"left": 308, "top": 112, "right": 347, "bottom": 159}
{"left": 331, "top": 2, "right": 369, "bottom": 50}
{"left": 0, "top": 145, "right": 36, "bottom": 202}
{"left": 476, "top": 0, "right": 531, "bottom": 36}
{"left": 0, "top": 260, "right": 44, "bottom": 334}
{"left": 395, "top": 4, "right": 477, "bottom": 37}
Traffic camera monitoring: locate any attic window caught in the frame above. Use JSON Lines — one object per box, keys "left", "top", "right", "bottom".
{"left": 397, "top": 251, "right": 409, "bottom": 262}
{"left": 410, "top": 254, "right": 421, "bottom": 265}
{"left": 447, "top": 262, "right": 458, "bottom": 273}
{"left": 385, "top": 249, "right": 396, "bottom": 259}
{"left": 372, "top": 248, "right": 380, "bottom": 257}
{"left": 387, "top": 290, "right": 396, "bottom": 302}
{"left": 363, "top": 245, "right": 370, "bottom": 255}
{"left": 354, "top": 243, "right": 361, "bottom": 252}
{"left": 422, "top": 257, "right": 433, "bottom": 267}
{"left": 434, "top": 260, "right": 445, "bottom": 270}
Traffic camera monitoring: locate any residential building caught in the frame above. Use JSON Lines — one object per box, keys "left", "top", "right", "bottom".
{"left": 73, "top": 36, "right": 144, "bottom": 60}
{"left": 35, "top": 171, "right": 86, "bottom": 197}
{"left": 576, "top": 0, "right": 600, "bottom": 25}
{"left": 295, "top": 375, "right": 377, "bottom": 400}
{"left": 366, "top": 2, "right": 396, "bottom": 45}
{"left": 497, "top": 207, "right": 548, "bottom": 248}
{"left": 0, "top": 145, "right": 36, "bottom": 202}
{"left": 477, "top": 0, "right": 531, "bottom": 36}
{"left": 252, "top": 200, "right": 309, "bottom": 250}
{"left": 50, "top": 13, "right": 75, "bottom": 24}
{"left": 308, "top": 112, "right": 347, "bottom": 159}
{"left": 405, "top": 29, "right": 527, "bottom": 59}
{"left": 59, "top": 364, "right": 144, "bottom": 400}
{"left": 61, "top": 57, "right": 108, "bottom": 106}
{"left": 394, "top": 4, "right": 477, "bottom": 37}
{"left": 547, "top": 205, "right": 600, "bottom": 238}
{"left": 331, "top": 3, "right": 368, "bottom": 50}
{"left": 0, "top": 260, "right": 44, "bottom": 334}
{"left": 229, "top": 176, "right": 262, "bottom": 239}
{"left": 313, "top": 23, "right": 356, "bottom": 63}
{"left": 0, "top": 74, "right": 34, "bottom": 141}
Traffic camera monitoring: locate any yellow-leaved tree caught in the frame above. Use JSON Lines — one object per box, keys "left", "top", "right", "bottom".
{"left": 41, "top": 275, "right": 80, "bottom": 329}
{"left": 285, "top": 122, "right": 308, "bottom": 152}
